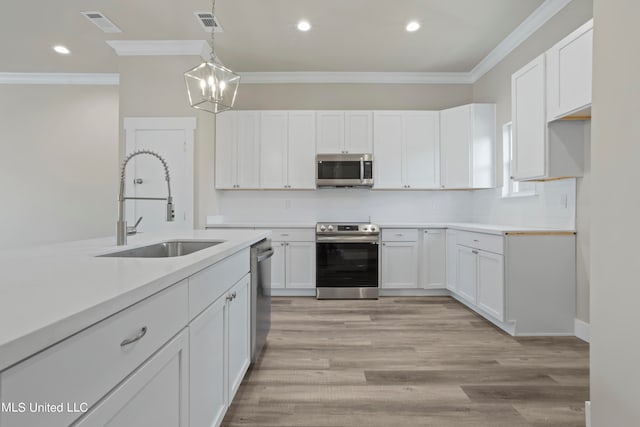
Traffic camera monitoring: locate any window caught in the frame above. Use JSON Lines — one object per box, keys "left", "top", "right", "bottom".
{"left": 502, "top": 122, "right": 536, "bottom": 198}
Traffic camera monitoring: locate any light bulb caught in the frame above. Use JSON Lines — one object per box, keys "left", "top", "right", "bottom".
{"left": 297, "top": 20, "right": 311, "bottom": 32}
{"left": 406, "top": 21, "right": 420, "bottom": 32}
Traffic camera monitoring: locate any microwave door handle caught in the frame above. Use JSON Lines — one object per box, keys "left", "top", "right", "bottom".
{"left": 360, "top": 157, "right": 364, "bottom": 181}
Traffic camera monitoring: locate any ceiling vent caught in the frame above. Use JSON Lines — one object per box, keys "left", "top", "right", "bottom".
{"left": 81, "top": 11, "right": 122, "bottom": 33}
{"left": 194, "top": 12, "right": 223, "bottom": 33}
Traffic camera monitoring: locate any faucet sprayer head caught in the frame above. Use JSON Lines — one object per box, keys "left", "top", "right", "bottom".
{"left": 167, "top": 197, "right": 175, "bottom": 222}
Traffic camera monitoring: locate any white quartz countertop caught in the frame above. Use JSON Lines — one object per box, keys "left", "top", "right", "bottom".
{"left": 0, "top": 229, "right": 269, "bottom": 372}
{"left": 206, "top": 221, "right": 575, "bottom": 235}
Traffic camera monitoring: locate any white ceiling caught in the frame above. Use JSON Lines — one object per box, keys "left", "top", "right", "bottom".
{"left": 0, "top": 0, "right": 546, "bottom": 74}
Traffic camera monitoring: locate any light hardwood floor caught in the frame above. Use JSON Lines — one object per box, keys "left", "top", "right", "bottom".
{"left": 223, "top": 296, "right": 589, "bottom": 427}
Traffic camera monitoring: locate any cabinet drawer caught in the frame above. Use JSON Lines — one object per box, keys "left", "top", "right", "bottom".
{"left": 265, "top": 228, "right": 315, "bottom": 242}
{"left": 456, "top": 231, "right": 504, "bottom": 254}
{"left": 0, "top": 282, "right": 188, "bottom": 427}
{"left": 189, "top": 248, "right": 250, "bottom": 319}
{"left": 381, "top": 229, "right": 418, "bottom": 242}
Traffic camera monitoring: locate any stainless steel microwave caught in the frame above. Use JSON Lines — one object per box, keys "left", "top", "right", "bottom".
{"left": 316, "top": 154, "right": 373, "bottom": 188}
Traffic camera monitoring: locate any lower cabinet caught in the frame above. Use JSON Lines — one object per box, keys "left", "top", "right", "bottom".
{"left": 75, "top": 330, "right": 189, "bottom": 427}
{"left": 420, "top": 229, "right": 446, "bottom": 289}
{"left": 449, "top": 229, "right": 575, "bottom": 335}
{"left": 189, "top": 274, "right": 250, "bottom": 427}
{"left": 267, "top": 228, "right": 316, "bottom": 290}
{"left": 381, "top": 229, "right": 419, "bottom": 289}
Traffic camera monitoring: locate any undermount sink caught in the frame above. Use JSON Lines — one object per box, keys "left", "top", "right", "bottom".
{"left": 98, "top": 240, "right": 224, "bottom": 258}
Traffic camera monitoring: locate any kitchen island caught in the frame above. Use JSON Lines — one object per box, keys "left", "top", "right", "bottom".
{"left": 0, "top": 229, "right": 268, "bottom": 427}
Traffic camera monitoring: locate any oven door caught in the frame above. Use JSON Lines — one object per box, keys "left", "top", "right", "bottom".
{"left": 315, "top": 239, "right": 379, "bottom": 288}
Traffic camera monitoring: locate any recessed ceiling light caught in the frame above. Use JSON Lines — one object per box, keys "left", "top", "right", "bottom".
{"left": 53, "top": 45, "right": 70, "bottom": 55}
{"left": 406, "top": 21, "right": 420, "bottom": 32}
{"left": 297, "top": 20, "right": 311, "bottom": 32}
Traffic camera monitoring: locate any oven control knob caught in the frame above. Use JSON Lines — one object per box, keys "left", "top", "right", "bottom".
{"left": 319, "top": 225, "right": 326, "bottom": 232}
{"left": 370, "top": 226, "right": 376, "bottom": 232}
{"left": 327, "top": 225, "right": 334, "bottom": 231}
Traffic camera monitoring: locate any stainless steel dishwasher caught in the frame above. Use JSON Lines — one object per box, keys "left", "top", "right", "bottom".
{"left": 250, "top": 239, "right": 273, "bottom": 364}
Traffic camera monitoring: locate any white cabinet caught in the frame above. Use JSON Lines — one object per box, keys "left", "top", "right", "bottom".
{"left": 445, "top": 229, "right": 458, "bottom": 292}
{"left": 215, "top": 111, "right": 261, "bottom": 189}
{"left": 440, "top": 103, "right": 496, "bottom": 189}
{"left": 260, "top": 111, "right": 316, "bottom": 189}
{"left": 0, "top": 282, "right": 188, "bottom": 427}
{"left": 381, "top": 229, "right": 419, "bottom": 289}
{"left": 448, "top": 229, "right": 576, "bottom": 335}
{"left": 266, "top": 228, "right": 315, "bottom": 289}
{"left": 374, "top": 111, "right": 440, "bottom": 189}
{"left": 75, "top": 330, "right": 189, "bottom": 427}
{"left": 420, "top": 229, "right": 446, "bottom": 289}
{"left": 511, "top": 55, "right": 586, "bottom": 181}
{"left": 189, "top": 274, "right": 250, "bottom": 427}
{"left": 546, "top": 19, "right": 593, "bottom": 121}
{"left": 317, "top": 111, "right": 372, "bottom": 154}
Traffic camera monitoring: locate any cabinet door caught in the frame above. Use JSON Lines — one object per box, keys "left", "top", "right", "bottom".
{"left": 440, "top": 105, "right": 471, "bottom": 188}
{"left": 76, "top": 330, "right": 189, "bottom": 427}
{"left": 189, "top": 298, "right": 227, "bottom": 427}
{"left": 271, "top": 242, "right": 286, "bottom": 288}
{"left": 260, "top": 111, "right": 288, "bottom": 189}
{"left": 227, "top": 275, "right": 251, "bottom": 401}
{"left": 477, "top": 251, "right": 505, "bottom": 321}
{"left": 512, "top": 55, "right": 546, "bottom": 180}
{"left": 456, "top": 246, "right": 477, "bottom": 304}
{"left": 445, "top": 230, "right": 458, "bottom": 292}
{"left": 381, "top": 241, "right": 419, "bottom": 288}
{"left": 373, "top": 112, "right": 404, "bottom": 189}
{"left": 215, "top": 111, "right": 236, "bottom": 189}
{"left": 421, "top": 229, "right": 445, "bottom": 289}
{"left": 546, "top": 20, "right": 593, "bottom": 120}
{"left": 236, "top": 111, "right": 261, "bottom": 188}
{"left": 288, "top": 111, "right": 316, "bottom": 189}
{"left": 405, "top": 111, "right": 440, "bottom": 189}
{"left": 286, "top": 241, "right": 316, "bottom": 289}
{"left": 316, "top": 111, "right": 345, "bottom": 154}
{"left": 345, "top": 111, "right": 373, "bottom": 153}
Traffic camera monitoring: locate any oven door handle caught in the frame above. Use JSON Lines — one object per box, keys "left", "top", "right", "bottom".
{"left": 360, "top": 157, "right": 364, "bottom": 182}
{"left": 316, "top": 236, "right": 379, "bottom": 243}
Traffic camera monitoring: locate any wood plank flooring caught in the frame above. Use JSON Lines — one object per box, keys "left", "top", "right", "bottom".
{"left": 223, "top": 296, "right": 589, "bottom": 427}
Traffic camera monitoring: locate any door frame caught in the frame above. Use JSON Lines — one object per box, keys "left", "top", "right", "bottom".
{"left": 124, "top": 117, "right": 196, "bottom": 228}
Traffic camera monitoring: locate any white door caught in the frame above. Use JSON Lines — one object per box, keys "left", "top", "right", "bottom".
{"left": 236, "top": 112, "right": 261, "bottom": 189}
{"left": 345, "top": 111, "right": 373, "bottom": 153}
{"left": 456, "top": 246, "right": 477, "bottom": 304}
{"left": 227, "top": 275, "right": 251, "bottom": 401}
{"left": 260, "top": 111, "right": 288, "bottom": 189}
{"left": 440, "top": 105, "right": 471, "bottom": 189}
{"left": 271, "top": 242, "right": 286, "bottom": 289}
{"left": 405, "top": 111, "right": 440, "bottom": 189}
{"left": 477, "top": 250, "right": 505, "bottom": 321}
{"left": 316, "top": 111, "right": 345, "bottom": 154}
{"left": 445, "top": 230, "right": 458, "bottom": 292}
{"left": 288, "top": 111, "right": 316, "bottom": 189}
{"left": 215, "top": 111, "right": 236, "bottom": 189}
{"left": 421, "top": 229, "right": 446, "bottom": 289}
{"left": 286, "top": 241, "right": 316, "bottom": 289}
{"left": 124, "top": 117, "right": 195, "bottom": 233}
{"left": 189, "top": 297, "right": 227, "bottom": 427}
{"left": 373, "top": 112, "right": 403, "bottom": 189}
{"left": 381, "top": 241, "right": 419, "bottom": 289}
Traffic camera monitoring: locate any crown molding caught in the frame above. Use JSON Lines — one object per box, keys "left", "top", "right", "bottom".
{"left": 0, "top": 73, "right": 119, "bottom": 85}
{"left": 470, "top": 0, "right": 573, "bottom": 82}
{"left": 106, "top": 40, "right": 209, "bottom": 57}
{"left": 239, "top": 71, "right": 473, "bottom": 85}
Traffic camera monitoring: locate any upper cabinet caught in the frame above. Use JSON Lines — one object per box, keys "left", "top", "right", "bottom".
{"left": 259, "top": 111, "right": 316, "bottom": 189}
{"left": 317, "top": 111, "right": 373, "bottom": 154}
{"left": 440, "top": 103, "right": 496, "bottom": 189}
{"left": 511, "top": 20, "right": 591, "bottom": 181}
{"left": 374, "top": 111, "right": 440, "bottom": 189}
{"left": 546, "top": 19, "right": 593, "bottom": 121}
{"left": 215, "top": 111, "right": 261, "bottom": 189}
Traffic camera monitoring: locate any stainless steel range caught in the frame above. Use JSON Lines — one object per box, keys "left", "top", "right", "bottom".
{"left": 315, "top": 223, "right": 379, "bottom": 299}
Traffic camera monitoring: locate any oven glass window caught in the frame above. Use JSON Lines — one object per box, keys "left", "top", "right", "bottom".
{"left": 316, "top": 242, "right": 378, "bottom": 288}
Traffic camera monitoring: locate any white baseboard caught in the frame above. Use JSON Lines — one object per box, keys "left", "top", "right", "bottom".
{"left": 585, "top": 401, "right": 591, "bottom": 427}
{"left": 271, "top": 289, "right": 315, "bottom": 297}
{"left": 574, "top": 318, "right": 590, "bottom": 342}
{"left": 379, "top": 289, "right": 450, "bottom": 297}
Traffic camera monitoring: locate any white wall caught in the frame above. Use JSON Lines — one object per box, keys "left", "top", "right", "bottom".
{"left": 591, "top": 0, "right": 640, "bottom": 424}
{"left": 0, "top": 85, "right": 118, "bottom": 250}
{"left": 217, "top": 190, "right": 473, "bottom": 225}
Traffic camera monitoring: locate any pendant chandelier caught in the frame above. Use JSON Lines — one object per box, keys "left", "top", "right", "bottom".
{"left": 184, "top": 0, "right": 240, "bottom": 114}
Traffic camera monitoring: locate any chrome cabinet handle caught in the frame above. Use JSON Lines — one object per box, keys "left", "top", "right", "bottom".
{"left": 232, "top": 291, "right": 237, "bottom": 299}
{"left": 134, "top": 178, "right": 143, "bottom": 185}
{"left": 472, "top": 250, "right": 479, "bottom": 254}
{"left": 360, "top": 157, "right": 364, "bottom": 181}
{"left": 120, "top": 326, "right": 148, "bottom": 347}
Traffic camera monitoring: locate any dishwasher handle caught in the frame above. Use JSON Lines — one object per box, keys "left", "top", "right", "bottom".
{"left": 256, "top": 248, "right": 275, "bottom": 263}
